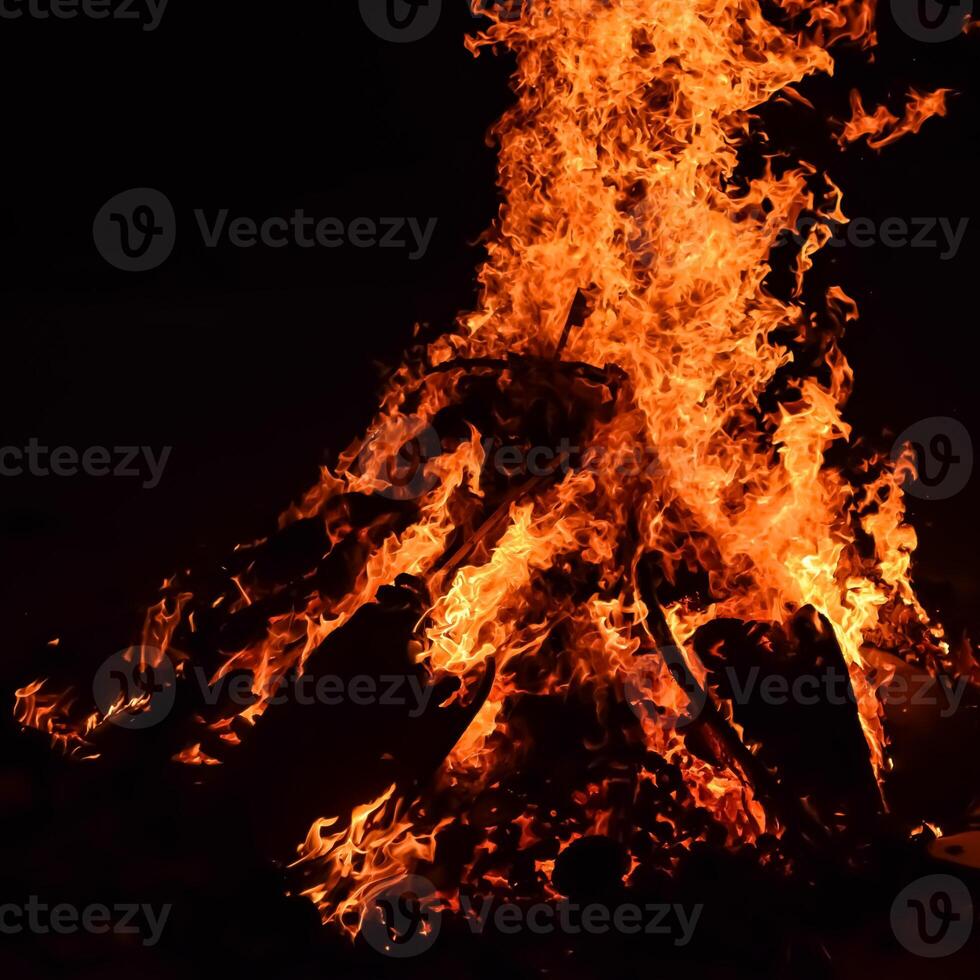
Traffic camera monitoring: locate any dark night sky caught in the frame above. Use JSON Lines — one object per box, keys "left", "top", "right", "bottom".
{"left": 0, "top": 2, "right": 977, "bottom": 976}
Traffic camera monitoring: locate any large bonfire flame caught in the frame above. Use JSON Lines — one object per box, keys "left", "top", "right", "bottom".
{"left": 16, "top": 0, "right": 969, "bottom": 945}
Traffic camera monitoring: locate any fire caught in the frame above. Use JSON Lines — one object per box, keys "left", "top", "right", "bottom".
{"left": 291, "top": 0, "right": 952, "bottom": 927}
{"left": 14, "top": 0, "right": 966, "bottom": 942}
{"left": 838, "top": 86, "right": 952, "bottom": 150}
{"left": 171, "top": 743, "right": 222, "bottom": 766}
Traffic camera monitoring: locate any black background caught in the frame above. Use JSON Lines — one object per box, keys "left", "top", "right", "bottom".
{"left": 0, "top": 1, "right": 977, "bottom": 977}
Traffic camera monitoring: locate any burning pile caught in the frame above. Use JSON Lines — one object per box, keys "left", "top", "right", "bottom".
{"left": 16, "top": 0, "right": 971, "bottom": 947}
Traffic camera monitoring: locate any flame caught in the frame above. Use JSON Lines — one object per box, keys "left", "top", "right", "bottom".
{"left": 838, "top": 87, "right": 952, "bottom": 150}
{"left": 171, "top": 743, "right": 222, "bottom": 766}
{"left": 288, "top": 0, "right": 955, "bottom": 921}
{"left": 15, "top": 0, "right": 963, "bottom": 937}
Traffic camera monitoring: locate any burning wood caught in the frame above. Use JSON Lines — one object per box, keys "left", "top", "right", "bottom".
{"left": 12, "top": 0, "right": 976, "bottom": 955}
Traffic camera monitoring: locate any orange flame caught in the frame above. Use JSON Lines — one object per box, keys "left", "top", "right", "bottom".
{"left": 288, "top": 0, "right": 952, "bottom": 921}
{"left": 838, "top": 87, "right": 952, "bottom": 150}
{"left": 15, "top": 0, "right": 962, "bottom": 936}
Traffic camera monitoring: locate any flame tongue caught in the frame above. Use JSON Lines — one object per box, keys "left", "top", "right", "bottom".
{"left": 288, "top": 0, "right": 948, "bottom": 927}
{"left": 15, "top": 0, "right": 960, "bottom": 939}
